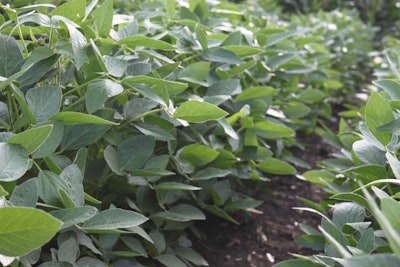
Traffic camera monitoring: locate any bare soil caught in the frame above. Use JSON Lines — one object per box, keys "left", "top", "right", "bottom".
{"left": 193, "top": 133, "right": 333, "bottom": 267}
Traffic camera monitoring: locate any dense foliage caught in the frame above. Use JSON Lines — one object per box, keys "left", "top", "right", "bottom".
{"left": 0, "top": 0, "right": 399, "bottom": 266}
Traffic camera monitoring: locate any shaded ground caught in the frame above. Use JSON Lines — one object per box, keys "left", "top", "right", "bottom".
{"left": 194, "top": 134, "right": 333, "bottom": 266}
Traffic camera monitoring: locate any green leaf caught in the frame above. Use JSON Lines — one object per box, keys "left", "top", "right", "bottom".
{"left": 222, "top": 45, "right": 263, "bottom": 58}
{"left": 377, "top": 119, "right": 400, "bottom": 134}
{"left": 49, "top": 206, "right": 97, "bottom": 229}
{"left": 10, "top": 85, "right": 36, "bottom": 124}
{"left": 82, "top": 208, "right": 148, "bottom": 231}
{"left": 195, "top": 24, "right": 208, "bottom": 50}
{"left": 92, "top": 0, "right": 113, "bottom": 38}
{"left": 0, "top": 34, "right": 23, "bottom": 77}
{"left": 343, "top": 254, "right": 400, "bottom": 267}
{"left": 121, "top": 237, "right": 148, "bottom": 257}
{"left": 298, "top": 89, "right": 325, "bottom": 104}
{"left": 134, "top": 123, "right": 175, "bottom": 141}
{"left": 26, "top": 86, "right": 62, "bottom": 123}
{"left": 125, "top": 62, "right": 151, "bottom": 76}
{"left": 123, "top": 75, "right": 188, "bottom": 95}
{"left": 235, "top": 86, "right": 276, "bottom": 101}
{"left": 56, "top": 16, "right": 87, "bottom": 69}
{"left": 104, "top": 56, "right": 128, "bottom": 77}
{"left": 179, "top": 61, "right": 210, "bottom": 84}
{"left": 0, "top": 143, "right": 30, "bottom": 182}
{"left": 118, "top": 36, "right": 174, "bottom": 50}
{"left": 38, "top": 170, "right": 65, "bottom": 206}
{"left": 151, "top": 204, "right": 205, "bottom": 222}
{"left": 373, "top": 79, "right": 400, "bottom": 100}
{"left": 61, "top": 123, "right": 111, "bottom": 150}
{"left": 210, "top": 180, "right": 231, "bottom": 205}
{"left": 382, "top": 197, "right": 400, "bottom": 226}
{"left": 386, "top": 152, "right": 400, "bottom": 179}
{"left": 302, "top": 170, "right": 336, "bottom": 186}
{"left": 201, "top": 47, "right": 242, "bottom": 64}
{"left": 156, "top": 254, "right": 186, "bottom": 267}
{"left": 117, "top": 136, "right": 155, "bottom": 171}
{"left": 175, "top": 247, "right": 208, "bottom": 266}
{"left": 155, "top": 182, "right": 201, "bottom": 191}
{"left": 173, "top": 100, "right": 228, "bottom": 123}
{"left": 7, "top": 125, "right": 53, "bottom": 154}
{"left": 0, "top": 207, "right": 62, "bottom": 257}
{"left": 50, "top": 112, "right": 118, "bottom": 125}
{"left": 191, "top": 167, "right": 231, "bottom": 180}
{"left": 266, "top": 30, "right": 297, "bottom": 47}
{"left": 283, "top": 102, "right": 311, "bottom": 118}
{"left": 365, "top": 92, "right": 394, "bottom": 145}
{"left": 257, "top": 157, "right": 296, "bottom": 175}
{"left": 86, "top": 79, "right": 124, "bottom": 114}
{"left": 103, "top": 145, "right": 125, "bottom": 175}
{"left": 9, "top": 179, "right": 38, "bottom": 207}
{"left": 60, "top": 164, "right": 84, "bottom": 207}
{"left": 51, "top": 0, "right": 85, "bottom": 22}
{"left": 273, "top": 259, "right": 318, "bottom": 267}
{"left": 332, "top": 202, "right": 365, "bottom": 230}
{"left": 254, "top": 121, "right": 295, "bottom": 139}
{"left": 353, "top": 140, "right": 386, "bottom": 165}
{"left": 179, "top": 144, "right": 219, "bottom": 166}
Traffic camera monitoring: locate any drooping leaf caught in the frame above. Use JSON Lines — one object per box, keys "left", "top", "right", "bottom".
{"left": 173, "top": 100, "right": 228, "bottom": 123}
{"left": 0, "top": 207, "right": 62, "bottom": 257}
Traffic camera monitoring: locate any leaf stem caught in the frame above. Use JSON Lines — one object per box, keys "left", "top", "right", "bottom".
{"left": 120, "top": 108, "right": 162, "bottom": 127}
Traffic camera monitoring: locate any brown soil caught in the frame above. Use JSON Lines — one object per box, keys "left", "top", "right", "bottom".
{"left": 193, "top": 133, "right": 333, "bottom": 267}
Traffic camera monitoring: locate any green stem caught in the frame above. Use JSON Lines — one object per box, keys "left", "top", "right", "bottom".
{"left": 15, "top": 15, "right": 29, "bottom": 56}
{"left": 120, "top": 108, "right": 162, "bottom": 127}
